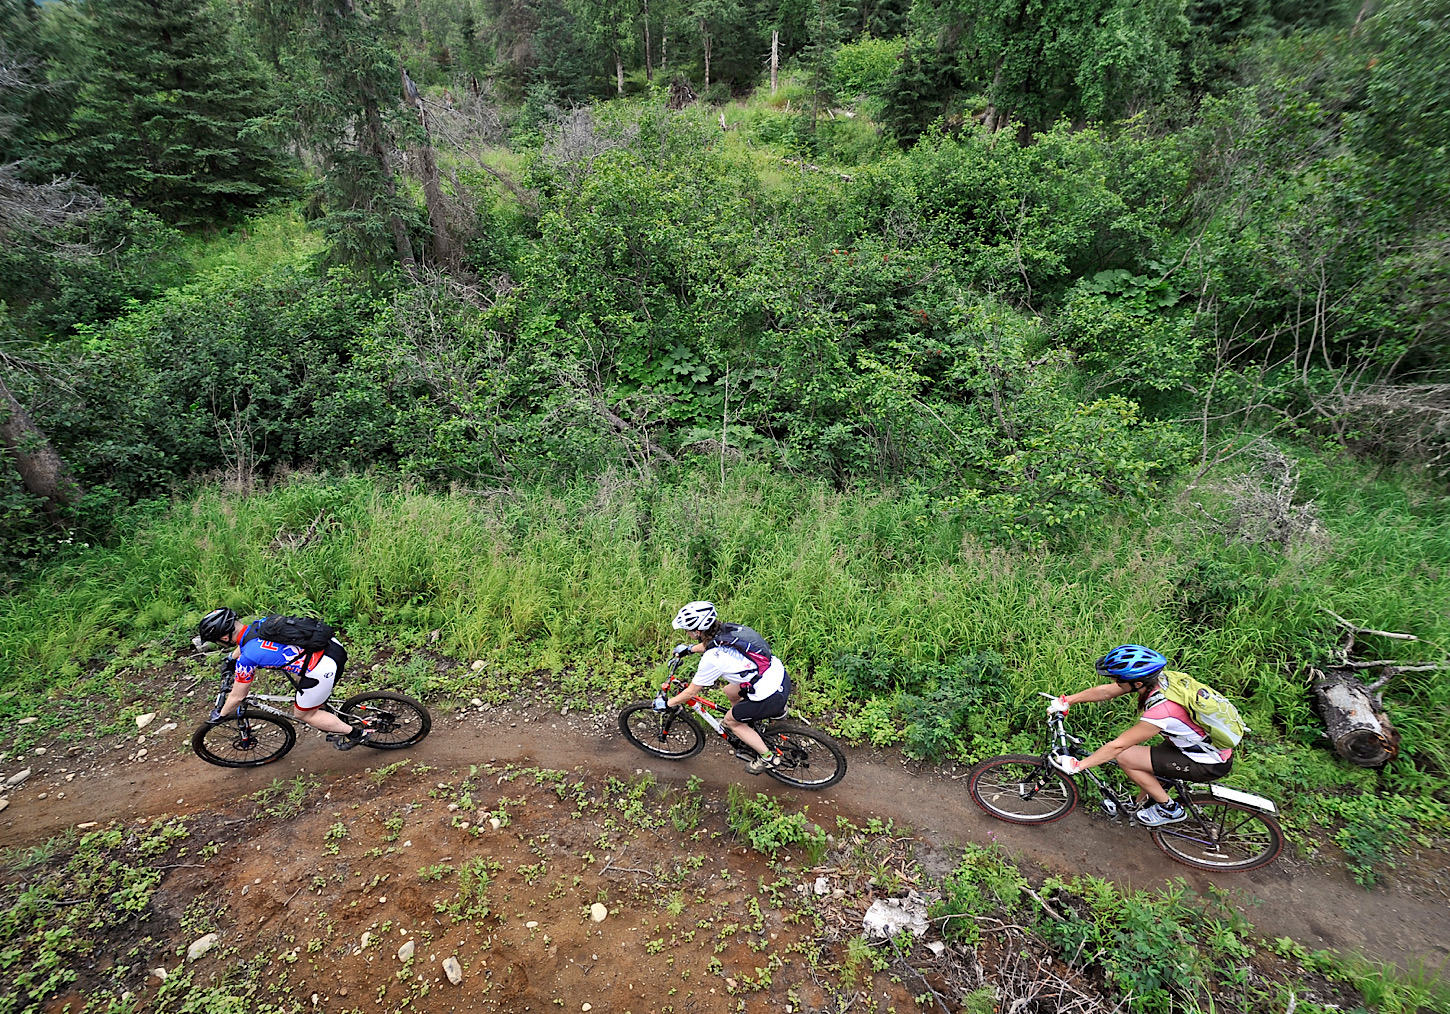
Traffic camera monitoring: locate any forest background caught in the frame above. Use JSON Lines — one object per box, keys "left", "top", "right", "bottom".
{"left": 2, "top": 0, "right": 1450, "bottom": 909}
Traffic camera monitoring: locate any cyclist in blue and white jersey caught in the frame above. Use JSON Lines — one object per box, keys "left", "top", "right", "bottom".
{"left": 198, "top": 608, "right": 367, "bottom": 750}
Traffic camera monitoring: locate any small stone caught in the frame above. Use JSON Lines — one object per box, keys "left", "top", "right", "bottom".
{"left": 447, "top": 802, "right": 459, "bottom": 811}
{"left": 137, "top": 749, "right": 148, "bottom": 759}
{"left": 154, "top": 723, "right": 178, "bottom": 735}
{"left": 428, "top": 629, "right": 441, "bottom": 643}
{"left": 927, "top": 941, "right": 947, "bottom": 956}
{"left": 589, "top": 903, "right": 608, "bottom": 923}
{"left": 65, "top": 773, "right": 75, "bottom": 782}
{"left": 582, "top": 1006, "right": 592, "bottom": 1012}
{"left": 360, "top": 932, "right": 371, "bottom": 950}
{"left": 187, "top": 932, "right": 220, "bottom": 961}
{"left": 36, "top": 792, "right": 47, "bottom": 800}
{"left": 397, "top": 940, "right": 415, "bottom": 962}
{"left": 813, "top": 877, "right": 830, "bottom": 896}
{"left": 459, "top": 822, "right": 469, "bottom": 830}
{"left": 726, "top": 978, "right": 737, "bottom": 989}
{"left": 471, "top": 661, "right": 486, "bottom": 672}
{"left": 471, "top": 697, "right": 484, "bottom": 706}
{"left": 526, "top": 921, "right": 538, "bottom": 928}
{"left": 311, "top": 993, "right": 319, "bottom": 1007}
{"left": 17, "top": 717, "right": 36, "bottom": 726}
{"left": 0, "top": 800, "right": 8, "bottom": 813}
{"left": 33, "top": 747, "right": 45, "bottom": 756}
{"left": 442, "top": 956, "right": 463, "bottom": 985}
{"left": 378, "top": 895, "right": 387, "bottom": 904}
{"left": 402, "top": 840, "right": 412, "bottom": 847}
{"left": 152, "top": 967, "right": 168, "bottom": 981}
{"left": 372, "top": 664, "right": 382, "bottom": 673}
{"left": 135, "top": 713, "right": 157, "bottom": 729}
{"left": 55, "top": 792, "right": 64, "bottom": 800}
{"left": 488, "top": 817, "right": 502, "bottom": 830}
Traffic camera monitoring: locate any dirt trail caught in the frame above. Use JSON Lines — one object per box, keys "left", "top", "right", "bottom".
{"left": 4, "top": 708, "right": 1448, "bottom": 975}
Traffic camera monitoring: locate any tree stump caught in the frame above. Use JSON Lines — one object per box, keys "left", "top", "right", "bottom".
{"left": 667, "top": 76, "right": 697, "bottom": 111}
{"left": 1311, "top": 669, "right": 1401, "bottom": 767}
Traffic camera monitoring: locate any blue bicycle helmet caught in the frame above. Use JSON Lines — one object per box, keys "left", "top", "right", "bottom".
{"left": 1095, "top": 645, "right": 1168, "bottom": 682}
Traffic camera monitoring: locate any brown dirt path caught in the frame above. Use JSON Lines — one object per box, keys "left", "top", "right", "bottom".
{"left": 3, "top": 707, "right": 1448, "bottom": 976}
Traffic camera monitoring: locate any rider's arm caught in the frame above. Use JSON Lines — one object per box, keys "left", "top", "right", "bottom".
{"left": 1063, "top": 682, "right": 1134, "bottom": 707}
{"left": 1076, "top": 720, "right": 1159, "bottom": 772}
{"left": 665, "top": 682, "right": 709, "bottom": 708}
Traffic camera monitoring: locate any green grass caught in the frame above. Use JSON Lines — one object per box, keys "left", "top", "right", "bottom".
{"left": 174, "top": 206, "right": 322, "bottom": 279}
{"left": 2, "top": 459, "right": 1448, "bottom": 868}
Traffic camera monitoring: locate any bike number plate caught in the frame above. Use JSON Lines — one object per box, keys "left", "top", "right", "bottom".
{"left": 1209, "top": 783, "right": 1277, "bottom": 814}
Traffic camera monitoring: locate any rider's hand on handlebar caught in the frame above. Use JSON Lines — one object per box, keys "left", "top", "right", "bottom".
{"left": 653, "top": 695, "right": 670, "bottom": 711}
{"left": 1046, "top": 695, "right": 1070, "bottom": 716}
{"left": 672, "top": 644, "right": 692, "bottom": 658}
{"left": 1049, "top": 754, "right": 1082, "bottom": 775}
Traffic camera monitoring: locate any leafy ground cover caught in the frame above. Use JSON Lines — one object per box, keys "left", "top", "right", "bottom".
{"left": 2, "top": 746, "right": 1445, "bottom": 1014}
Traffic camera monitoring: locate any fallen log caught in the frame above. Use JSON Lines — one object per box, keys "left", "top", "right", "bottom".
{"left": 1310, "top": 668, "right": 1401, "bottom": 767}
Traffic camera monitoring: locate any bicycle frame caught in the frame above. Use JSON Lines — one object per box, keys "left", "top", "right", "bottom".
{"left": 658, "top": 657, "right": 771, "bottom": 753}
{"left": 212, "top": 674, "right": 344, "bottom": 728}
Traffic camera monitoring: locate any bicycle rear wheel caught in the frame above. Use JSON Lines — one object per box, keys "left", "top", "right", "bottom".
{"left": 1151, "top": 797, "right": 1284, "bottom": 872}
{"left": 191, "top": 711, "right": 296, "bottom": 768}
{"left": 763, "top": 724, "right": 847, "bottom": 789}
{"left": 968, "top": 755, "right": 1078, "bottom": 824}
{"left": 339, "top": 691, "right": 432, "bottom": 749}
{"left": 618, "top": 702, "right": 707, "bottom": 759}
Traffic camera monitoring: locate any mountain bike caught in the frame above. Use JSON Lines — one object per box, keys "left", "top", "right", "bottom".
{"left": 618, "top": 656, "right": 847, "bottom": 790}
{"left": 192, "top": 669, "right": 432, "bottom": 768}
{"left": 967, "top": 693, "right": 1283, "bottom": 872}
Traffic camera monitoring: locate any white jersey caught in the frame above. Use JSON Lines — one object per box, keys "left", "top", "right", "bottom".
{"left": 694, "top": 647, "right": 786, "bottom": 700}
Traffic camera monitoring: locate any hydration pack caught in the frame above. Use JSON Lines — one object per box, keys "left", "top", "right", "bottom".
{"left": 1151, "top": 670, "right": 1248, "bottom": 750}
{"left": 709, "top": 623, "right": 773, "bottom": 693}
{"left": 240, "top": 615, "right": 336, "bottom": 655}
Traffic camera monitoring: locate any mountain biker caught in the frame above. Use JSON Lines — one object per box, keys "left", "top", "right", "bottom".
{"left": 197, "top": 608, "right": 369, "bottom": 751}
{"left": 1046, "top": 645, "right": 1233, "bottom": 827}
{"left": 659, "top": 601, "right": 791, "bottom": 775}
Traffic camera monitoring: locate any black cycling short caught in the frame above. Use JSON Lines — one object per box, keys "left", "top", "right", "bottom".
{"left": 730, "top": 671, "right": 792, "bottom": 723}
{"left": 1151, "top": 743, "right": 1232, "bottom": 782}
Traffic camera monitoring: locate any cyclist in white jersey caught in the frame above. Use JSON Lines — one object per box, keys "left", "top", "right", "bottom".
{"left": 657, "top": 601, "right": 792, "bottom": 774}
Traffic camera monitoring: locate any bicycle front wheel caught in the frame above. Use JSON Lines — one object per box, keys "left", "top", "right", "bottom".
{"left": 1151, "top": 797, "right": 1284, "bottom": 872}
{"left": 191, "top": 711, "right": 296, "bottom": 767}
{"left": 339, "top": 691, "right": 432, "bottom": 749}
{"left": 618, "top": 702, "right": 707, "bottom": 759}
{"left": 968, "top": 755, "right": 1078, "bottom": 824}
{"left": 763, "top": 724, "right": 847, "bottom": 789}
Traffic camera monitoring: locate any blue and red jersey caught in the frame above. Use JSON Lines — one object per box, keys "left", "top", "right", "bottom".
{"left": 233, "top": 623, "right": 318, "bottom": 684}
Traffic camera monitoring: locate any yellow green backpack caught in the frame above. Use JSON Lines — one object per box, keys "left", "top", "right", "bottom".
{"left": 1152, "top": 671, "right": 1249, "bottom": 750}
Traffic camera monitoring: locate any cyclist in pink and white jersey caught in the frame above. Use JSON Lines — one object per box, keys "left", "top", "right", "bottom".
{"left": 1045, "top": 645, "right": 1233, "bottom": 827}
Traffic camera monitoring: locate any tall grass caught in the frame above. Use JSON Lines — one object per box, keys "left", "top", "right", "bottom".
{"left": 2, "top": 461, "right": 1448, "bottom": 802}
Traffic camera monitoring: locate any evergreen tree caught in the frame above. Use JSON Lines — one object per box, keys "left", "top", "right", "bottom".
{"left": 251, "top": 0, "right": 421, "bottom": 274}
{"left": 63, "top": 0, "right": 292, "bottom": 225}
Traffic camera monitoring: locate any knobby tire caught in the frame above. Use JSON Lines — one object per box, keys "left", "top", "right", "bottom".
{"left": 618, "top": 701, "right": 707, "bottom": 760}
{"left": 763, "top": 723, "right": 847, "bottom": 789}
{"left": 968, "top": 754, "right": 1079, "bottom": 824}
{"left": 1151, "top": 796, "right": 1284, "bottom": 872}
{"left": 339, "top": 691, "right": 432, "bottom": 749}
{"left": 191, "top": 710, "right": 296, "bottom": 768}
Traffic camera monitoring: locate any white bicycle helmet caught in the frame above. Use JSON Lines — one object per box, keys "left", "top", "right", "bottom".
{"left": 672, "top": 601, "right": 718, "bottom": 631}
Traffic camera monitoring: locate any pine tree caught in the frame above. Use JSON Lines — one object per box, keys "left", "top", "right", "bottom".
{"left": 252, "top": 0, "right": 421, "bottom": 275}
{"left": 62, "top": 0, "right": 291, "bottom": 225}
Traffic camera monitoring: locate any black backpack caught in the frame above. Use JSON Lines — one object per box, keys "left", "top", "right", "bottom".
{"left": 708, "top": 623, "right": 773, "bottom": 692}
{"left": 240, "top": 615, "right": 335, "bottom": 655}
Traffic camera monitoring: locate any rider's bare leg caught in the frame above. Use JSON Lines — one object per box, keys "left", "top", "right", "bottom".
{"left": 1116, "top": 745, "right": 1171, "bottom": 803}
{"left": 721, "top": 684, "right": 770, "bottom": 756}
{"left": 294, "top": 705, "right": 352, "bottom": 735}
